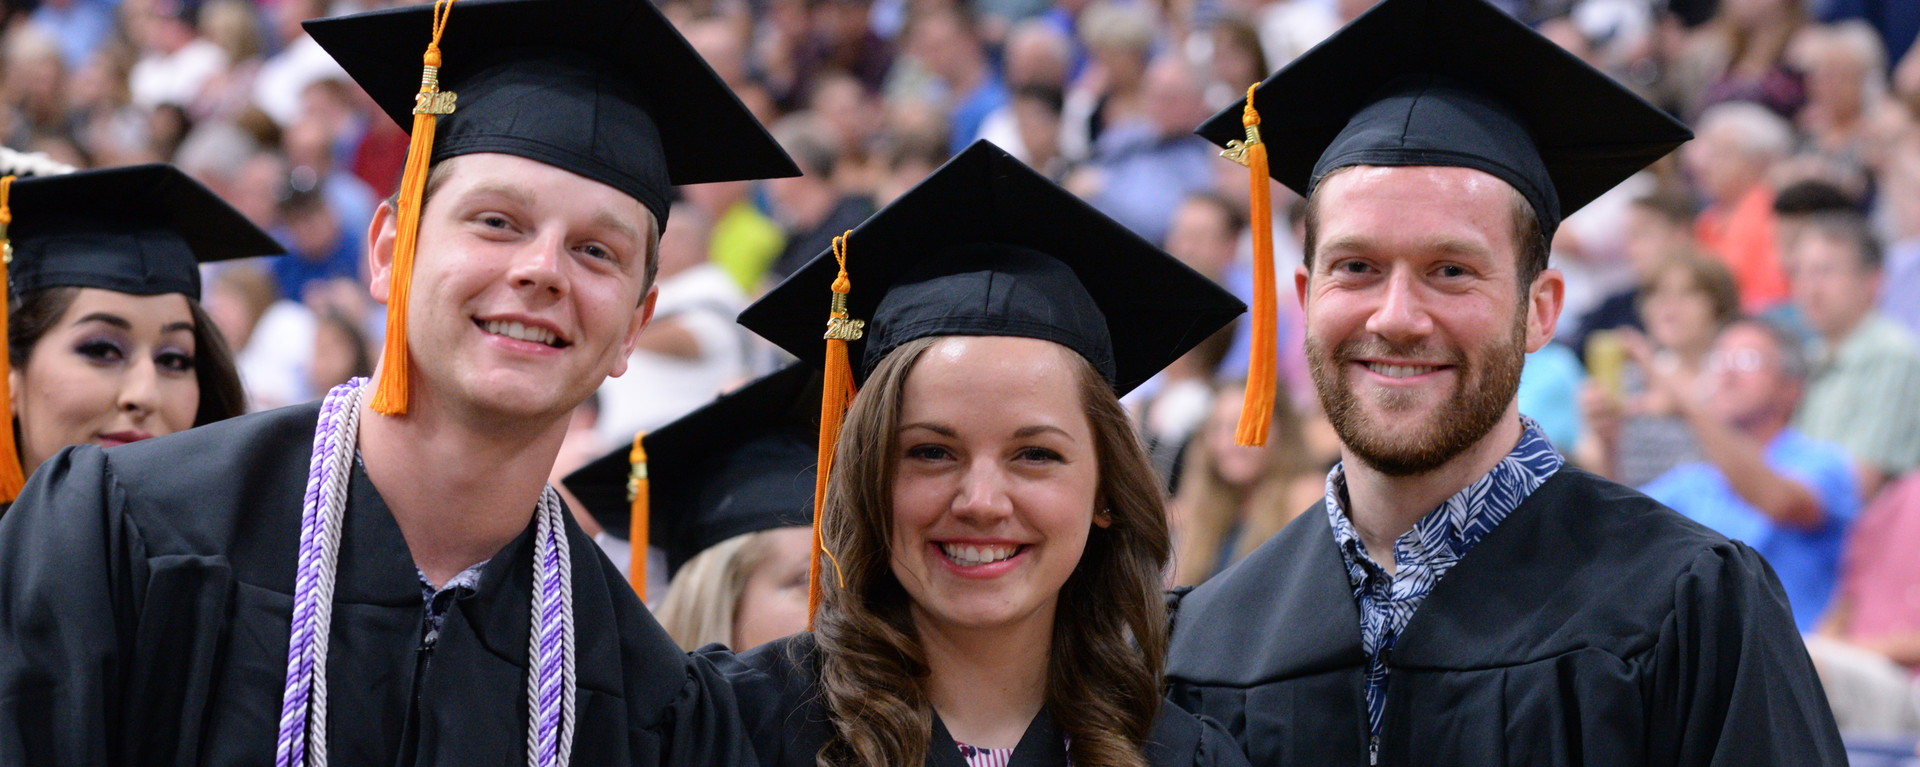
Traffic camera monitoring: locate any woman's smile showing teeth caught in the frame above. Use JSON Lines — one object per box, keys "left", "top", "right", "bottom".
{"left": 938, "top": 542, "right": 1024, "bottom": 567}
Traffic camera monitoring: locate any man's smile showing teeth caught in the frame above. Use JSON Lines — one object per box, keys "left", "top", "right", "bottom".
{"left": 1364, "top": 362, "right": 1444, "bottom": 379}
{"left": 938, "top": 543, "right": 1023, "bottom": 567}
{"left": 481, "top": 319, "right": 566, "bottom": 348}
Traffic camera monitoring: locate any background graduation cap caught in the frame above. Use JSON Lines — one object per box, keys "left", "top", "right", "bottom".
{"left": 1193, "top": 0, "right": 1692, "bottom": 453}
{"left": 737, "top": 139, "right": 1244, "bottom": 624}
{"left": 563, "top": 364, "right": 820, "bottom": 601}
{"left": 0, "top": 163, "right": 281, "bottom": 501}
{"left": 306, "top": 0, "right": 799, "bottom": 416}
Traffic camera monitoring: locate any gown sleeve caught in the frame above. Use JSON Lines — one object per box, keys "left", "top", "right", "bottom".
{"left": 0, "top": 446, "right": 144, "bottom": 767}
{"left": 641, "top": 640, "right": 765, "bottom": 767}
{"left": 1646, "top": 541, "right": 1846, "bottom": 766}
{"left": 1188, "top": 711, "right": 1251, "bottom": 767}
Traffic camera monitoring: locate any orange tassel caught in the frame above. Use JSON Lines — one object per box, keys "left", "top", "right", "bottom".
{"left": 0, "top": 176, "right": 24, "bottom": 502}
{"left": 808, "top": 231, "right": 859, "bottom": 629}
{"left": 627, "top": 432, "right": 649, "bottom": 601}
{"left": 372, "top": 0, "right": 459, "bottom": 416}
{"left": 1226, "top": 84, "right": 1276, "bottom": 448}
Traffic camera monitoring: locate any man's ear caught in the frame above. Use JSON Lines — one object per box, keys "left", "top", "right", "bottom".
{"left": 1294, "top": 262, "right": 1311, "bottom": 312}
{"left": 366, "top": 200, "right": 398, "bottom": 305}
{"left": 607, "top": 284, "right": 659, "bottom": 379}
{"left": 1525, "top": 268, "right": 1566, "bottom": 353}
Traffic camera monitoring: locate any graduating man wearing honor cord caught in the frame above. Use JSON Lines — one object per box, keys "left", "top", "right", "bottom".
{"left": 0, "top": 0, "right": 800, "bottom": 764}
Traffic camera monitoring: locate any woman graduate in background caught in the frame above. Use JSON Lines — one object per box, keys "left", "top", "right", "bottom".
{"left": 711, "top": 141, "right": 1252, "bottom": 767}
{"left": 1, "top": 164, "right": 275, "bottom": 506}
{"left": 564, "top": 364, "right": 822, "bottom": 651}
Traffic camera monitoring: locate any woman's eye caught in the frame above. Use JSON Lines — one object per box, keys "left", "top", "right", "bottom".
{"left": 76, "top": 340, "right": 123, "bottom": 363}
{"left": 905, "top": 444, "right": 951, "bottom": 461}
{"left": 1017, "top": 447, "right": 1064, "bottom": 463}
{"left": 156, "top": 351, "right": 196, "bottom": 373}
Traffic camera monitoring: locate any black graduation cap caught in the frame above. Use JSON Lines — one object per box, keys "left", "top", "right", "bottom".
{"left": 737, "top": 140, "right": 1245, "bottom": 396}
{"left": 304, "top": 0, "right": 800, "bottom": 228}
{"left": 7, "top": 164, "right": 282, "bottom": 300}
{"left": 1195, "top": 0, "right": 1692, "bottom": 235}
{"left": 563, "top": 364, "right": 819, "bottom": 578}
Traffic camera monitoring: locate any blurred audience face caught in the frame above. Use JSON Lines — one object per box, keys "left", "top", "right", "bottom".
{"left": 1622, "top": 203, "right": 1695, "bottom": 280}
{"left": 684, "top": 18, "right": 749, "bottom": 87}
{"left": 1790, "top": 226, "right": 1880, "bottom": 339}
{"left": 1640, "top": 266, "right": 1722, "bottom": 354}
{"left": 1166, "top": 196, "right": 1238, "bottom": 280}
{"left": 1703, "top": 322, "right": 1799, "bottom": 430}
{"left": 1202, "top": 393, "right": 1266, "bottom": 488}
{"left": 1004, "top": 22, "right": 1071, "bottom": 89}
{"left": 730, "top": 526, "right": 815, "bottom": 651}
{"left": 230, "top": 152, "right": 289, "bottom": 229}
{"left": 1143, "top": 56, "right": 1207, "bottom": 139}
{"left": 656, "top": 204, "right": 714, "bottom": 280}
{"left": 908, "top": 10, "right": 979, "bottom": 86}
{"left": 309, "top": 314, "right": 368, "bottom": 394}
{"left": 1300, "top": 166, "right": 1556, "bottom": 476}
{"left": 1684, "top": 104, "right": 1791, "bottom": 204}
{"left": 13, "top": 289, "right": 202, "bottom": 472}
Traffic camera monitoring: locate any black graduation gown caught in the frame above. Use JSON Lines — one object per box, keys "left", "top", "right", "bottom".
{"left": 0, "top": 401, "right": 757, "bottom": 767}
{"left": 705, "top": 632, "right": 1249, "bottom": 767}
{"left": 1164, "top": 466, "right": 1846, "bottom": 766}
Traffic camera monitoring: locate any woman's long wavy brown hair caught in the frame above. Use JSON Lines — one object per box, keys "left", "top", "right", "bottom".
{"left": 811, "top": 336, "right": 1171, "bottom": 767}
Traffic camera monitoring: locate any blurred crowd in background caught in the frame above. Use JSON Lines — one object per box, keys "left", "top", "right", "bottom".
{"left": 4, "top": 0, "right": 1920, "bottom": 753}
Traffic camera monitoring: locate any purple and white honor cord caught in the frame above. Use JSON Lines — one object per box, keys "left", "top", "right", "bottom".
{"left": 273, "top": 377, "right": 577, "bottom": 767}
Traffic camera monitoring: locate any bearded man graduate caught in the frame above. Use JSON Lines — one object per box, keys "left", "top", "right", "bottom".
{"left": 1165, "top": 0, "right": 1846, "bottom": 764}
{"left": 0, "top": 0, "right": 797, "bottom": 764}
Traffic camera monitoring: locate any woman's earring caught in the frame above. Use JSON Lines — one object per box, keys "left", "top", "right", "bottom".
{"left": 1093, "top": 507, "right": 1114, "bottom": 528}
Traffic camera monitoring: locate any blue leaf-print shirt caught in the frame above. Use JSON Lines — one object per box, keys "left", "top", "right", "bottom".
{"left": 1323, "top": 415, "right": 1564, "bottom": 763}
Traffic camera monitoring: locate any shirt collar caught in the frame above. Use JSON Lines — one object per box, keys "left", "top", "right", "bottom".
{"left": 1324, "top": 415, "right": 1564, "bottom": 577}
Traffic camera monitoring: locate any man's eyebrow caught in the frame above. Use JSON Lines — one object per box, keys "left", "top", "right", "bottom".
{"left": 589, "top": 208, "right": 643, "bottom": 249}
{"left": 461, "top": 182, "right": 539, "bottom": 210}
{"left": 1317, "top": 235, "right": 1494, "bottom": 258}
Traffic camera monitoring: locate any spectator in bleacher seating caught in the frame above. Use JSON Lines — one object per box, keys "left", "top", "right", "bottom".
{"left": 271, "top": 187, "right": 359, "bottom": 303}
{"left": 1640, "top": 318, "right": 1861, "bottom": 631}
{"left": 1808, "top": 472, "right": 1920, "bottom": 735}
{"left": 1878, "top": 125, "right": 1920, "bottom": 338}
{"left": 1169, "top": 379, "right": 1323, "bottom": 587}
{"left": 1793, "top": 21, "right": 1886, "bottom": 166}
{"left": 978, "top": 19, "right": 1072, "bottom": 165}
{"left": 126, "top": 0, "right": 226, "bottom": 112}
{"left": 1789, "top": 211, "right": 1920, "bottom": 499}
{"left": 28, "top": 0, "right": 115, "bottom": 69}
{"left": 1566, "top": 185, "right": 1701, "bottom": 359}
{"left": 1686, "top": 100, "right": 1797, "bottom": 313}
{"left": 1061, "top": 0, "right": 1153, "bottom": 162}
{"left": 1075, "top": 55, "right": 1215, "bottom": 246}
{"left": 1577, "top": 254, "right": 1742, "bottom": 487}
{"left": 204, "top": 262, "right": 311, "bottom": 412}
{"left": 906, "top": 5, "right": 1005, "bottom": 155}
{"left": 594, "top": 203, "right": 753, "bottom": 444}
{"left": 251, "top": 0, "right": 346, "bottom": 129}
{"left": 1202, "top": 16, "right": 1269, "bottom": 112}
{"left": 765, "top": 118, "right": 875, "bottom": 280}
{"left": 3, "top": 25, "right": 71, "bottom": 142}
{"left": 797, "top": 0, "right": 894, "bottom": 97}
{"left": 1678, "top": 0, "right": 1807, "bottom": 119}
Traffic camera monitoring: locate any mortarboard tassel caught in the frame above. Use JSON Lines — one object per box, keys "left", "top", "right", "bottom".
{"left": 626, "top": 432, "right": 648, "bottom": 601}
{"left": 0, "top": 176, "right": 24, "bottom": 502}
{"left": 1223, "top": 84, "right": 1276, "bottom": 447}
{"left": 371, "top": 0, "right": 459, "bottom": 416}
{"left": 808, "top": 232, "right": 858, "bottom": 628}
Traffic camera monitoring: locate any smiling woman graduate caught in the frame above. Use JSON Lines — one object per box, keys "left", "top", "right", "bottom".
{"left": 703, "top": 140, "right": 1249, "bottom": 767}
{"left": 0, "top": 164, "right": 275, "bottom": 504}
{"left": 0, "top": 0, "right": 798, "bottom": 764}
